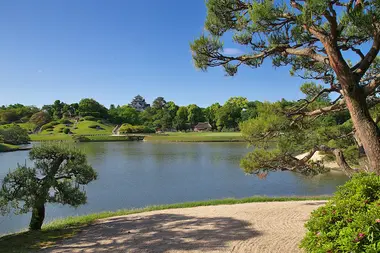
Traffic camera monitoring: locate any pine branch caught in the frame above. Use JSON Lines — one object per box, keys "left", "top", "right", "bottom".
{"left": 354, "top": 34, "right": 380, "bottom": 79}
{"left": 363, "top": 73, "right": 380, "bottom": 95}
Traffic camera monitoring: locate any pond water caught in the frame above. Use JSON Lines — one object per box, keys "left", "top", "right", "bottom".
{"left": 0, "top": 142, "right": 348, "bottom": 235}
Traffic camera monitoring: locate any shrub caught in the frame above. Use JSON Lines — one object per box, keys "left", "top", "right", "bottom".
{"left": 88, "top": 124, "right": 100, "bottom": 129}
{"left": 300, "top": 173, "right": 380, "bottom": 253}
{"left": 60, "top": 119, "right": 72, "bottom": 125}
{"left": 119, "top": 124, "right": 154, "bottom": 134}
{"left": 20, "top": 116, "right": 30, "bottom": 122}
{"left": 221, "top": 127, "right": 237, "bottom": 132}
{"left": 63, "top": 128, "right": 70, "bottom": 134}
{"left": 143, "top": 126, "right": 155, "bottom": 133}
{"left": 41, "top": 121, "right": 59, "bottom": 131}
{"left": 83, "top": 116, "right": 96, "bottom": 121}
{"left": 0, "top": 125, "right": 30, "bottom": 145}
{"left": 72, "top": 135, "right": 90, "bottom": 142}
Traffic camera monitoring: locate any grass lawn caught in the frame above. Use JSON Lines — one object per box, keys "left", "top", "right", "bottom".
{"left": 72, "top": 120, "right": 114, "bottom": 135}
{"left": 145, "top": 132, "right": 244, "bottom": 142}
{"left": 29, "top": 134, "right": 74, "bottom": 141}
{"left": 0, "top": 195, "right": 329, "bottom": 253}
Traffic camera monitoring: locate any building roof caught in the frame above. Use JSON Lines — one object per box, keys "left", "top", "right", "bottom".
{"left": 194, "top": 122, "right": 212, "bottom": 129}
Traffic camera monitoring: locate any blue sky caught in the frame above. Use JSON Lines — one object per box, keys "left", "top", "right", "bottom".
{"left": 0, "top": 0, "right": 309, "bottom": 108}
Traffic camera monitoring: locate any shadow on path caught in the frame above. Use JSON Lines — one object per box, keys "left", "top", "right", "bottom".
{"left": 44, "top": 213, "right": 260, "bottom": 252}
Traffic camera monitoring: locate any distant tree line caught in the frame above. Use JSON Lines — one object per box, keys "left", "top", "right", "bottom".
{"left": 0, "top": 95, "right": 265, "bottom": 132}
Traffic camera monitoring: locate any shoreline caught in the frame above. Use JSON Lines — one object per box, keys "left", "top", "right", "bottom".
{"left": 0, "top": 144, "right": 32, "bottom": 153}
{"left": 29, "top": 132, "right": 246, "bottom": 143}
{"left": 0, "top": 147, "right": 32, "bottom": 153}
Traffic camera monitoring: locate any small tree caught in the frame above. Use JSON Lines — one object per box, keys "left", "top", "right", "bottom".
{"left": 0, "top": 145, "right": 97, "bottom": 230}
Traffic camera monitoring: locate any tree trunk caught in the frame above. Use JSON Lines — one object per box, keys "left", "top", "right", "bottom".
{"left": 29, "top": 203, "right": 45, "bottom": 230}
{"left": 321, "top": 39, "right": 380, "bottom": 173}
{"left": 344, "top": 88, "right": 380, "bottom": 173}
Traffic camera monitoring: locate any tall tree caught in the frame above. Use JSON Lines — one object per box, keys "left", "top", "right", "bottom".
{"left": 191, "top": 0, "right": 380, "bottom": 173}
{"left": 174, "top": 106, "right": 189, "bottom": 131}
{"left": 225, "top": 97, "right": 249, "bottom": 110}
{"left": 118, "top": 106, "right": 140, "bottom": 125}
{"left": 152, "top": 97, "right": 167, "bottom": 110}
{"left": 216, "top": 103, "right": 242, "bottom": 130}
{"left": 187, "top": 104, "right": 204, "bottom": 127}
{"left": 0, "top": 145, "right": 97, "bottom": 230}
{"left": 160, "top": 101, "right": 179, "bottom": 130}
{"left": 52, "top": 100, "right": 64, "bottom": 119}
{"left": 205, "top": 103, "right": 221, "bottom": 130}
{"left": 241, "top": 101, "right": 262, "bottom": 121}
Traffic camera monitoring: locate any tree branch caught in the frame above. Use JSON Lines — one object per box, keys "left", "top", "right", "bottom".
{"left": 288, "top": 88, "right": 338, "bottom": 116}
{"left": 363, "top": 73, "right": 380, "bottom": 95}
{"left": 285, "top": 47, "right": 329, "bottom": 64}
{"left": 54, "top": 176, "right": 72, "bottom": 181}
{"left": 291, "top": 96, "right": 380, "bottom": 117}
{"left": 354, "top": 34, "right": 380, "bottom": 79}
{"left": 297, "top": 145, "right": 356, "bottom": 177}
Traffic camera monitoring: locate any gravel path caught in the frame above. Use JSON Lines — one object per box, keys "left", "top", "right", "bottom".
{"left": 43, "top": 200, "right": 326, "bottom": 253}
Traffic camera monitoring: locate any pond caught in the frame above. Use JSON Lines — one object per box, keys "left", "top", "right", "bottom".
{"left": 0, "top": 142, "right": 348, "bottom": 235}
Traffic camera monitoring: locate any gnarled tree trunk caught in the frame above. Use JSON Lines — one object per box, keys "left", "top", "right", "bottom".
{"left": 29, "top": 202, "right": 45, "bottom": 230}
{"left": 323, "top": 38, "right": 380, "bottom": 174}
{"left": 344, "top": 87, "right": 380, "bottom": 173}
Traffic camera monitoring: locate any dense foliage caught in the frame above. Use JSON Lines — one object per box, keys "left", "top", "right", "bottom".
{"left": 0, "top": 104, "right": 38, "bottom": 124}
{"left": 300, "top": 173, "right": 380, "bottom": 253}
{"left": 78, "top": 98, "right": 108, "bottom": 118}
{"left": 0, "top": 144, "right": 97, "bottom": 230}
{"left": 191, "top": 0, "right": 380, "bottom": 175}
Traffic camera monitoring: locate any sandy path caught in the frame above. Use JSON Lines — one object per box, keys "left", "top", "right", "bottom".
{"left": 43, "top": 200, "right": 326, "bottom": 253}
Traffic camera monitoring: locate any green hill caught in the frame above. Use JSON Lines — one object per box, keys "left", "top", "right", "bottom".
{"left": 31, "top": 119, "right": 115, "bottom": 141}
